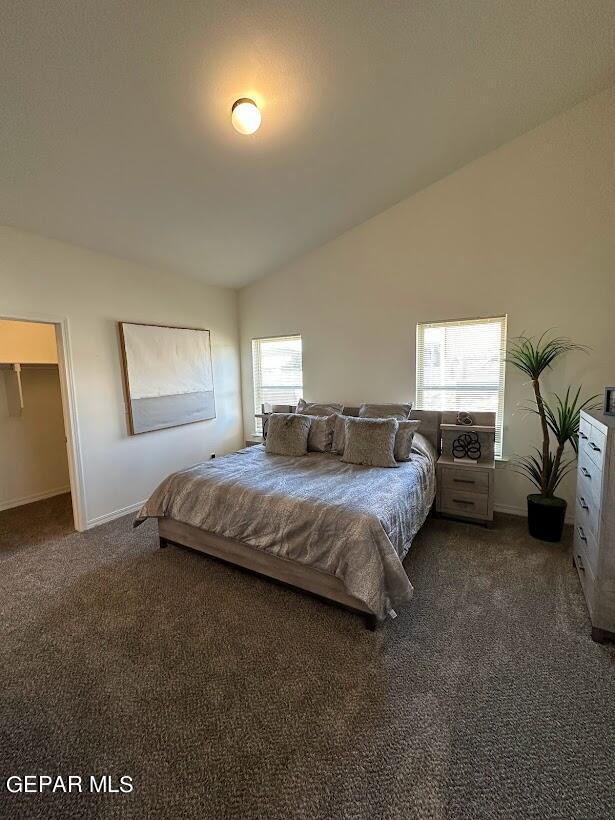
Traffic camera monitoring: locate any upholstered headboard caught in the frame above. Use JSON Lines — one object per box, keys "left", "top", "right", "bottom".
{"left": 341, "top": 406, "right": 441, "bottom": 455}
{"left": 408, "top": 409, "right": 442, "bottom": 455}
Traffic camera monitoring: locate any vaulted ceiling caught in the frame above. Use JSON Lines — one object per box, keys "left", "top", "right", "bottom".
{"left": 2, "top": 1, "right": 615, "bottom": 287}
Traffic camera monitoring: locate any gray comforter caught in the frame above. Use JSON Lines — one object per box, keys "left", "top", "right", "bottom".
{"left": 135, "top": 435, "right": 436, "bottom": 619}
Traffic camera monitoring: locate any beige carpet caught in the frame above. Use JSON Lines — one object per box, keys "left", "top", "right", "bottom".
{"left": 1, "top": 494, "right": 614, "bottom": 819}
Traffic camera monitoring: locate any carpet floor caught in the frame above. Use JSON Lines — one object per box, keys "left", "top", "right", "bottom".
{"left": 1, "top": 494, "right": 614, "bottom": 820}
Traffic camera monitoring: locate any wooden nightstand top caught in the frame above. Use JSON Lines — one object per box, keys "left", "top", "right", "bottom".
{"left": 437, "top": 455, "right": 495, "bottom": 470}
{"left": 440, "top": 423, "right": 496, "bottom": 432}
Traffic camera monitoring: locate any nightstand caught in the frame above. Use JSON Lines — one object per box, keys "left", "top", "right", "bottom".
{"left": 436, "top": 456, "right": 495, "bottom": 524}
{"left": 436, "top": 410, "right": 496, "bottom": 524}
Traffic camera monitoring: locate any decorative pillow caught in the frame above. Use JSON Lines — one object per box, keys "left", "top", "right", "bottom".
{"left": 265, "top": 413, "right": 311, "bottom": 457}
{"left": 299, "top": 413, "right": 336, "bottom": 452}
{"left": 342, "top": 417, "right": 399, "bottom": 468}
{"left": 358, "top": 403, "right": 413, "bottom": 420}
{"left": 295, "top": 399, "right": 343, "bottom": 416}
{"left": 394, "top": 419, "right": 422, "bottom": 462}
{"left": 331, "top": 414, "right": 351, "bottom": 454}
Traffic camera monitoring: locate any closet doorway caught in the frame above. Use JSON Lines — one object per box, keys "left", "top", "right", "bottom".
{"left": 0, "top": 315, "right": 85, "bottom": 534}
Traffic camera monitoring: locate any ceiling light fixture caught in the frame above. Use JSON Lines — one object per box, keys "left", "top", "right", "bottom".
{"left": 231, "top": 98, "right": 261, "bottom": 135}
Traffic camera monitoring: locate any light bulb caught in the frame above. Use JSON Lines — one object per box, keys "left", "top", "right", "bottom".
{"left": 231, "top": 98, "right": 261, "bottom": 135}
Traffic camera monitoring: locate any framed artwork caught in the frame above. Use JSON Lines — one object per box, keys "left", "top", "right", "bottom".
{"left": 119, "top": 322, "right": 215, "bottom": 434}
{"left": 604, "top": 387, "right": 615, "bottom": 417}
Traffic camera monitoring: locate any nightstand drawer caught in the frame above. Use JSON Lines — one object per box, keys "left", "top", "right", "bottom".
{"left": 442, "top": 468, "right": 489, "bottom": 494}
{"left": 439, "top": 488, "right": 489, "bottom": 518}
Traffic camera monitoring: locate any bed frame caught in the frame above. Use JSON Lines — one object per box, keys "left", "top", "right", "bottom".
{"left": 157, "top": 408, "right": 441, "bottom": 628}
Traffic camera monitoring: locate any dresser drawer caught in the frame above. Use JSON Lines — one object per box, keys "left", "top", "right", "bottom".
{"left": 573, "top": 518, "right": 599, "bottom": 575}
{"left": 586, "top": 425, "right": 607, "bottom": 471}
{"left": 578, "top": 448, "right": 603, "bottom": 508}
{"left": 575, "top": 493, "right": 600, "bottom": 543}
{"left": 439, "top": 487, "right": 489, "bottom": 519}
{"left": 578, "top": 415, "right": 592, "bottom": 446}
{"left": 573, "top": 526, "right": 596, "bottom": 615}
{"left": 442, "top": 468, "right": 489, "bottom": 494}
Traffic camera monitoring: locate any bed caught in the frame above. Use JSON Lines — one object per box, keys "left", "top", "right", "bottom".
{"left": 135, "top": 408, "right": 441, "bottom": 627}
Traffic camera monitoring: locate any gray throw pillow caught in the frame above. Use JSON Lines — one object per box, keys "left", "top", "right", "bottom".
{"left": 394, "top": 419, "right": 422, "bottom": 461}
{"left": 265, "top": 413, "right": 311, "bottom": 457}
{"left": 331, "top": 414, "right": 351, "bottom": 454}
{"left": 297, "top": 413, "right": 336, "bottom": 452}
{"left": 358, "top": 403, "right": 413, "bottom": 420}
{"left": 295, "top": 399, "right": 343, "bottom": 416}
{"left": 342, "top": 417, "right": 399, "bottom": 468}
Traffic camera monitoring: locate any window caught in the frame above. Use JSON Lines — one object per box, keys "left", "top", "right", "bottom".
{"left": 252, "top": 335, "right": 303, "bottom": 433}
{"left": 416, "top": 316, "right": 507, "bottom": 457}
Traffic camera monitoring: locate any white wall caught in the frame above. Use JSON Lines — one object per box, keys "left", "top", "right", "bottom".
{"left": 1, "top": 227, "right": 243, "bottom": 528}
{"left": 0, "top": 365, "right": 70, "bottom": 511}
{"left": 239, "top": 86, "right": 615, "bottom": 515}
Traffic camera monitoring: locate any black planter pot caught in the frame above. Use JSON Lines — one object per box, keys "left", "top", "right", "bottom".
{"left": 527, "top": 494, "right": 567, "bottom": 542}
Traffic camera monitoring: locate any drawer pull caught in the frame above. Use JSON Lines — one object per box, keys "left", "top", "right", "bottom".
{"left": 581, "top": 467, "right": 591, "bottom": 479}
{"left": 579, "top": 432, "right": 588, "bottom": 440}
{"left": 577, "top": 554, "right": 585, "bottom": 572}
{"left": 578, "top": 526, "right": 587, "bottom": 543}
{"left": 590, "top": 442, "right": 601, "bottom": 453}
{"left": 579, "top": 496, "right": 589, "bottom": 511}
{"left": 453, "top": 478, "right": 476, "bottom": 485}
{"left": 453, "top": 498, "right": 475, "bottom": 506}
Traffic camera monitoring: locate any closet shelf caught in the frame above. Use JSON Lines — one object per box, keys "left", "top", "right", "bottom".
{"left": 0, "top": 362, "right": 58, "bottom": 367}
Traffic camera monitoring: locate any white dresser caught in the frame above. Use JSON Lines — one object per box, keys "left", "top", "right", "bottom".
{"left": 573, "top": 409, "right": 615, "bottom": 643}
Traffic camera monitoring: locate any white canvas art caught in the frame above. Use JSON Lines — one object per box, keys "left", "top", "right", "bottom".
{"left": 119, "top": 322, "right": 215, "bottom": 434}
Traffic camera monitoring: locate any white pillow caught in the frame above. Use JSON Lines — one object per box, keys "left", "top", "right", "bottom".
{"left": 358, "top": 403, "right": 413, "bottom": 420}
{"left": 297, "top": 414, "right": 336, "bottom": 452}
{"left": 296, "top": 399, "right": 343, "bottom": 416}
{"left": 265, "top": 413, "right": 311, "bottom": 457}
{"left": 341, "top": 417, "right": 399, "bottom": 468}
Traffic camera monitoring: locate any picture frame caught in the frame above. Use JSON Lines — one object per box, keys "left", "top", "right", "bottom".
{"left": 604, "top": 386, "right": 615, "bottom": 417}
{"left": 118, "top": 321, "right": 215, "bottom": 434}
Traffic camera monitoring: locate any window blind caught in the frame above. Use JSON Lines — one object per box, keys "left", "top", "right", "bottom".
{"left": 416, "top": 316, "right": 507, "bottom": 457}
{"left": 252, "top": 335, "right": 303, "bottom": 433}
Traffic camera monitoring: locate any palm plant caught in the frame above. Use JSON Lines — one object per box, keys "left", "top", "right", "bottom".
{"left": 506, "top": 333, "right": 599, "bottom": 498}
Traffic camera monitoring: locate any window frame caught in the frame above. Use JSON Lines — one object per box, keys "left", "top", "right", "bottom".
{"left": 415, "top": 315, "right": 507, "bottom": 458}
{"left": 252, "top": 333, "right": 303, "bottom": 435}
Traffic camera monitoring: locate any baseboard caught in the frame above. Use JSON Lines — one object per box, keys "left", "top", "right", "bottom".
{"left": 0, "top": 485, "right": 71, "bottom": 512}
{"left": 86, "top": 500, "right": 146, "bottom": 529}
{"left": 493, "top": 503, "right": 526, "bottom": 518}
{"left": 494, "top": 502, "right": 574, "bottom": 525}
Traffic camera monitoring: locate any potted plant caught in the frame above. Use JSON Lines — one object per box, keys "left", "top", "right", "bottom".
{"left": 506, "top": 333, "right": 599, "bottom": 542}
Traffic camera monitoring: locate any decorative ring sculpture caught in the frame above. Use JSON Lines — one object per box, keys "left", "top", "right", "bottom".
{"left": 452, "top": 431, "right": 481, "bottom": 461}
